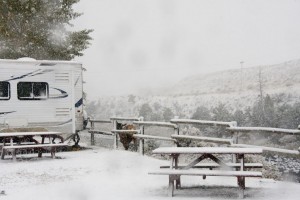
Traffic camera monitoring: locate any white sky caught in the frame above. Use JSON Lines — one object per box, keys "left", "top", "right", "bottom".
{"left": 73, "top": 0, "right": 300, "bottom": 99}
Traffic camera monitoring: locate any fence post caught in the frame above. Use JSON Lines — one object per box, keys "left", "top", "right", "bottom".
{"left": 230, "top": 121, "right": 238, "bottom": 163}
{"left": 112, "top": 120, "right": 118, "bottom": 150}
{"left": 173, "top": 116, "right": 179, "bottom": 147}
{"left": 139, "top": 117, "right": 144, "bottom": 155}
{"left": 231, "top": 121, "right": 238, "bottom": 144}
{"left": 91, "top": 120, "right": 95, "bottom": 145}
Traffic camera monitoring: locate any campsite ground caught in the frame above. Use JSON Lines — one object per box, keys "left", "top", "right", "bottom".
{"left": 0, "top": 147, "right": 299, "bottom": 200}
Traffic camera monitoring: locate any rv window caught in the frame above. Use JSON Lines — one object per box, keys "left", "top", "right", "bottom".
{"left": 17, "top": 82, "right": 48, "bottom": 100}
{"left": 0, "top": 82, "right": 10, "bottom": 100}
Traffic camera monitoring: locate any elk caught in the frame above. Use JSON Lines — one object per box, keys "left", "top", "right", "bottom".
{"left": 116, "top": 121, "right": 137, "bottom": 150}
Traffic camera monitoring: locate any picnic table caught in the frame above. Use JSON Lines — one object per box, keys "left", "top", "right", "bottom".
{"left": 0, "top": 131, "right": 67, "bottom": 160}
{"left": 149, "top": 147, "right": 263, "bottom": 198}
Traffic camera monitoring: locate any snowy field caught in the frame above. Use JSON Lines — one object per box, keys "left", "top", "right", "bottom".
{"left": 0, "top": 147, "right": 300, "bottom": 200}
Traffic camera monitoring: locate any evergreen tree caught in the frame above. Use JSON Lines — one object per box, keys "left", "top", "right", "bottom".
{"left": 162, "top": 107, "right": 174, "bottom": 122}
{"left": 251, "top": 94, "right": 277, "bottom": 127}
{"left": 139, "top": 103, "right": 153, "bottom": 121}
{"left": 251, "top": 98, "right": 265, "bottom": 126}
{"left": 211, "top": 103, "right": 232, "bottom": 122}
{"left": 211, "top": 103, "right": 232, "bottom": 138}
{"left": 192, "top": 106, "right": 211, "bottom": 120}
{"left": 0, "top": 0, "right": 92, "bottom": 60}
{"left": 127, "top": 95, "right": 136, "bottom": 104}
{"left": 233, "top": 109, "right": 246, "bottom": 126}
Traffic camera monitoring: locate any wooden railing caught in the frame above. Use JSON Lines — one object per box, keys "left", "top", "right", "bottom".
{"left": 87, "top": 117, "right": 300, "bottom": 157}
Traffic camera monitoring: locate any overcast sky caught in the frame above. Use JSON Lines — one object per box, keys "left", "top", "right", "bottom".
{"left": 73, "top": 0, "right": 300, "bottom": 99}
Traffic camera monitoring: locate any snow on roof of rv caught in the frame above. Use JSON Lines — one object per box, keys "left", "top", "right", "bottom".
{"left": 0, "top": 58, "right": 81, "bottom": 65}
{"left": 17, "top": 57, "right": 36, "bottom": 61}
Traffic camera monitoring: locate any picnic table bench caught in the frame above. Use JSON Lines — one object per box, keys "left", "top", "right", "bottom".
{"left": 149, "top": 147, "right": 263, "bottom": 198}
{"left": 0, "top": 131, "right": 68, "bottom": 160}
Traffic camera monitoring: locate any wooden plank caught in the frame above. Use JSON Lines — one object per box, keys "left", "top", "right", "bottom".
{"left": 3, "top": 143, "right": 67, "bottom": 149}
{"left": 160, "top": 163, "right": 263, "bottom": 169}
{"left": 152, "top": 147, "right": 263, "bottom": 154}
{"left": 0, "top": 132, "right": 62, "bottom": 137}
{"left": 227, "top": 127, "right": 300, "bottom": 135}
{"left": 170, "top": 119, "right": 235, "bottom": 127}
{"left": 133, "top": 134, "right": 176, "bottom": 142}
{"left": 133, "top": 121, "right": 177, "bottom": 129}
{"left": 149, "top": 169, "right": 262, "bottom": 177}
{"left": 231, "top": 144, "right": 300, "bottom": 155}
{"left": 171, "top": 134, "right": 233, "bottom": 144}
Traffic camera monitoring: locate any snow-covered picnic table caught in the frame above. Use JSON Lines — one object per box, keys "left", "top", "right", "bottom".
{"left": 0, "top": 131, "right": 67, "bottom": 160}
{"left": 149, "top": 147, "right": 263, "bottom": 198}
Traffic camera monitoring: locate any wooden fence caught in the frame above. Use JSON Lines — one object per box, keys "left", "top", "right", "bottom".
{"left": 88, "top": 117, "right": 300, "bottom": 157}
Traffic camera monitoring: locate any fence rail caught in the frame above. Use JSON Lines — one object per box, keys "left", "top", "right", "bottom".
{"left": 171, "top": 119, "right": 236, "bottom": 127}
{"left": 110, "top": 117, "right": 141, "bottom": 121}
{"left": 111, "top": 130, "right": 140, "bottom": 134}
{"left": 89, "top": 119, "right": 111, "bottom": 124}
{"left": 133, "top": 121, "right": 177, "bottom": 129}
{"left": 231, "top": 144, "right": 300, "bottom": 155}
{"left": 171, "top": 134, "right": 233, "bottom": 145}
{"left": 227, "top": 127, "right": 300, "bottom": 135}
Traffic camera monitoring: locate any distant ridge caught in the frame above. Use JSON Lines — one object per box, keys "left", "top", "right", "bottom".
{"left": 165, "top": 59, "right": 300, "bottom": 97}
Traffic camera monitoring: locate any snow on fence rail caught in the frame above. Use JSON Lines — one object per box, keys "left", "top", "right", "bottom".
{"left": 89, "top": 119, "right": 111, "bottom": 124}
{"left": 171, "top": 134, "right": 233, "bottom": 145}
{"left": 111, "top": 130, "right": 140, "bottom": 134}
{"left": 133, "top": 135, "right": 176, "bottom": 142}
{"left": 170, "top": 119, "right": 237, "bottom": 127}
{"left": 110, "top": 116, "right": 142, "bottom": 121}
{"left": 133, "top": 121, "right": 177, "bottom": 129}
{"left": 227, "top": 127, "right": 300, "bottom": 135}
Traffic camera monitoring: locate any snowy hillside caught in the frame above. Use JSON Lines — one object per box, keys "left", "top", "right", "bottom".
{"left": 135, "top": 59, "right": 300, "bottom": 111}
{"left": 1, "top": 147, "right": 300, "bottom": 200}
{"left": 167, "top": 59, "right": 300, "bottom": 97}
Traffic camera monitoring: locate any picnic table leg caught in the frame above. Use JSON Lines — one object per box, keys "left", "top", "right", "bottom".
{"left": 133, "top": 137, "right": 138, "bottom": 152}
{"left": 1, "top": 138, "right": 6, "bottom": 159}
{"left": 173, "top": 155, "right": 181, "bottom": 189}
{"left": 168, "top": 175, "right": 175, "bottom": 197}
{"left": 238, "top": 185, "right": 245, "bottom": 199}
{"left": 12, "top": 149, "right": 16, "bottom": 161}
{"left": 1, "top": 149, "right": 5, "bottom": 160}
{"left": 8, "top": 137, "right": 17, "bottom": 161}
{"left": 38, "top": 136, "right": 45, "bottom": 158}
{"left": 139, "top": 138, "right": 144, "bottom": 155}
{"left": 91, "top": 132, "right": 95, "bottom": 145}
{"left": 51, "top": 147, "right": 55, "bottom": 159}
{"left": 114, "top": 133, "right": 118, "bottom": 150}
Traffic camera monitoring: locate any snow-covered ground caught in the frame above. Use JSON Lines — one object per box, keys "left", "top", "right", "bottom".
{"left": 0, "top": 147, "right": 299, "bottom": 200}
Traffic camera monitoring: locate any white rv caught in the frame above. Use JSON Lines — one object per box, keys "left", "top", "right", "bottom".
{"left": 0, "top": 58, "right": 84, "bottom": 139}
